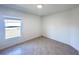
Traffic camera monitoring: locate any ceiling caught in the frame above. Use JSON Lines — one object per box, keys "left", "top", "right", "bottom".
{"left": 1, "top": 4, "right": 79, "bottom": 16}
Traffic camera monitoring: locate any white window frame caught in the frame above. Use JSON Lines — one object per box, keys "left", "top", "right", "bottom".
{"left": 4, "top": 17, "right": 22, "bottom": 39}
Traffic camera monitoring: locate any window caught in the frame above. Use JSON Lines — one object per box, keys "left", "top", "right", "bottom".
{"left": 4, "top": 18, "right": 21, "bottom": 39}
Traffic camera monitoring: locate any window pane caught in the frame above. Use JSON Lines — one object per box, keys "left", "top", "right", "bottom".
{"left": 5, "top": 27, "right": 21, "bottom": 39}
{"left": 5, "top": 19, "right": 21, "bottom": 23}
{"left": 5, "top": 19, "right": 21, "bottom": 27}
{"left": 4, "top": 18, "right": 21, "bottom": 39}
{"left": 5, "top": 23, "right": 21, "bottom": 27}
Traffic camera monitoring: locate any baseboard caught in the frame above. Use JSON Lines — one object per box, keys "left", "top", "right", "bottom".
{"left": 0, "top": 35, "right": 79, "bottom": 55}
{"left": 42, "top": 35, "right": 79, "bottom": 54}
{"left": 42, "top": 36, "right": 68, "bottom": 45}
{"left": 0, "top": 36, "right": 42, "bottom": 51}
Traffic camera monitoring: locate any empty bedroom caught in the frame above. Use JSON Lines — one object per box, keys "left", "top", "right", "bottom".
{"left": 0, "top": 4, "right": 79, "bottom": 55}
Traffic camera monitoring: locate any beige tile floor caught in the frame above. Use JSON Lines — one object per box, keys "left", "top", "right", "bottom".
{"left": 0, "top": 37, "right": 78, "bottom": 55}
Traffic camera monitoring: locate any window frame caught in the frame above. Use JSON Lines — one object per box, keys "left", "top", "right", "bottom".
{"left": 4, "top": 16, "right": 22, "bottom": 40}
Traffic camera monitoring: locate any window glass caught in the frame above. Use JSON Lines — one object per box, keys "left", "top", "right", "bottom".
{"left": 4, "top": 18, "right": 21, "bottom": 39}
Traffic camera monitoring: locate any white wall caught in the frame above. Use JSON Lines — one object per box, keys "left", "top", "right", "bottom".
{"left": 42, "top": 6, "right": 79, "bottom": 51}
{"left": 0, "top": 7, "right": 41, "bottom": 50}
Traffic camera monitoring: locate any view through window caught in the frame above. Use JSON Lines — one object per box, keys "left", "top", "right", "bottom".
{"left": 4, "top": 18, "right": 21, "bottom": 39}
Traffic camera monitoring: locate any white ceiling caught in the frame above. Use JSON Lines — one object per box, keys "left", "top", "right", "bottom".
{"left": 1, "top": 4, "right": 79, "bottom": 16}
